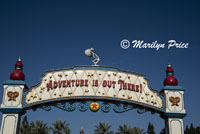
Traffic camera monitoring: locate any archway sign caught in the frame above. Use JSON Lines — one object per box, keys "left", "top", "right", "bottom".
{"left": 0, "top": 57, "right": 186, "bottom": 134}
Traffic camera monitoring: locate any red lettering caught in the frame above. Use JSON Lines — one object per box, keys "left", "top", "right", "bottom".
{"left": 71, "top": 80, "right": 75, "bottom": 87}
{"left": 85, "top": 80, "right": 88, "bottom": 87}
{"left": 103, "top": 80, "right": 107, "bottom": 87}
{"left": 123, "top": 83, "right": 127, "bottom": 90}
{"left": 46, "top": 79, "right": 93, "bottom": 91}
{"left": 128, "top": 83, "right": 132, "bottom": 90}
{"left": 107, "top": 81, "right": 111, "bottom": 88}
{"left": 131, "top": 84, "right": 135, "bottom": 91}
{"left": 118, "top": 80, "right": 123, "bottom": 90}
{"left": 75, "top": 80, "right": 79, "bottom": 87}
{"left": 95, "top": 80, "right": 98, "bottom": 87}
{"left": 53, "top": 81, "right": 58, "bottom": 89}
{"left": 46, "top": 80, "right": 52, "bottom": 91}
{"left": 63, "top": 80, "right": 66, "bottom": 87}
{"left": 112, "top": 81, "right": 116, "bottom": 88}
{"left": 67, "top": 80, "right": 71, "bottom": 87}
{"left": 80, "top": 79, "right": 84, "bottom": 87}
{"left": 58, "top": 81, "right": 62, "bottom": 88}
{"left": 140, "top": 84, "right": 143, "bottom": 93}
{"left": 136, "top": 85, "right": 139, "bottom": 92}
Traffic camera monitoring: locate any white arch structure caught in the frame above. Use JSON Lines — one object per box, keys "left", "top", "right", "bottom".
{"left": 0, "top": 65, "right": 186, "bottom": 134}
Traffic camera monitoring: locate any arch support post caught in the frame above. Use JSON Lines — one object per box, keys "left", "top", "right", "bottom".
{"left": 0, "top": 80, "right": 27, "bottom": 134}
{"left": 161, "top": 86, "right": 186, "bottom": 134}
{"left": 164, "top": 114, "right": 185, "bottom": 134}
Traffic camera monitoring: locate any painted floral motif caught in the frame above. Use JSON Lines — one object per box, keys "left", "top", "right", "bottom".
{"left": 7, "top": 91, "right": 19, "bottom": 101}
{"left": 169, "top": 96, "right": 180, "bottom": 106}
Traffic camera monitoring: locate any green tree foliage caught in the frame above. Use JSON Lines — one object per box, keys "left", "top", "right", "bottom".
{"left": 117, "top": 124, "right": 146, "bottom": 134}
{"left": 159, "top": 128, "right": 165, "bottom": 134}
{"left": 132, "top": 127, "right": 146, "bottom": 134}
{"left": 147, "top": 123, "right": 155, "bottom": 134}
{"left": 184, "top": 123, "right": 200, "bottom": 134}
{"left": 160, "top": 123, "right": 200, "bottom": 134}
{"left": 197, "top": 126, "right": 200, "bottom": 134}
{"left": 94, "top": 122, "right": 113, "bottom": 134}
{"left": 29, "top": 120, "right": 49, "bottom": 134}
{"left": 190, "top": 123, "right": 196, "bottom": 134}
{"left": 185, "top": 125, "right": 190, "bottom": 134}
{"left": 19, "top": 116, "right": 31, "bottom": 134}
{"left": 20, "top": 117, "right": 200, "bottom": 134}
{"left": 19, "top": 116, "right": 72, "bottom": 134}
{"left": 117, "top": 124, "right": 133, "bottom": 134}
{"left": 50, "top": 120, "right": 71, "bottom": 134}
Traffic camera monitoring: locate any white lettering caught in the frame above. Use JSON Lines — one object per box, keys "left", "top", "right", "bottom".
{"left": 168, "top": 40, "right": 189, "bottom": 49}
{"left": 132, "top": 40, "right": 165, "bottom": 51}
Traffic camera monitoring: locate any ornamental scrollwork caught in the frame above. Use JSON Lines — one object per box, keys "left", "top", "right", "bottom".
{"left": 7, "top": 91, "right": 19, "bottom": 101}
{"left": 169, "top": 96, "right": 180, "bottom": 106}
{"left": 79, "top": 102, "right": 88, "bottom": 112}
{"left": 113, "top": 104, "right": 134, "bottom": 113}
{"left": 54, "top": 102, "right": 76, "bottom": 112}
{"left": 137, "top": 108, "right": 147, "bottom": 114}
{"left": 41, "top": 105, "right": 51, "bottom": 111}
{"left": 101, "top": 103, "right": 111, "bottom": 113}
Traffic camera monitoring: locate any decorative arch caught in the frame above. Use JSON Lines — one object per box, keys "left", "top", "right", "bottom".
{"left": 0, "top": 58, "right": 186, "bottom": 134}
{"left": 23, "top": 65, "right": 164, "bottom": 114}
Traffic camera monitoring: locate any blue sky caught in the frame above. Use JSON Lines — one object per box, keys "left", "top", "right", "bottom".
{"left": 0, "top": 0, "right": 200, "bottom": 133}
